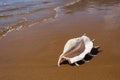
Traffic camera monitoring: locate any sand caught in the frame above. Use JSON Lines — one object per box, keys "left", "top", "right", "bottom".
{"left": 0, "top": 11, "right": 120, "bottom": 80}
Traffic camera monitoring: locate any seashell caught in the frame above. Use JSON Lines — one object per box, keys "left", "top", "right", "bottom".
{"left": 58, "top": 34, "right": 97, "bottom": 67}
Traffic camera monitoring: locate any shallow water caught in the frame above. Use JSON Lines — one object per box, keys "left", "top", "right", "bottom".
{"left": 0, "top": 0, "right": 72, "bottom": 36}
{"left": 0, "top": 0, "right": 120, "bottom": 37}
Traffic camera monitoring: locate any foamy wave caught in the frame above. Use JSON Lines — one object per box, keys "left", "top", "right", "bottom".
{"left": 28, "top": 22, "right": 39, "bottom": 27}
{"left": 0, "top": 27, "right": 16, "bottom": 38}
{"left": 54, "top": 7, "right": 61, "bottom": 18}
{"left": 0, "top": 18, "right": 27, "bottom": 38}
{"left": 53, "top": 0, "right": 81, "bottom": 18}
{"left": 65, "top": 0, "right": 81, "bottom": 7}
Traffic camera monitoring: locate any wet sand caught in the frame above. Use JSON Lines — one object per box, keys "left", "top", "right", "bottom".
{"left": 0, "top": 10, "right": 120, "bottom": 80}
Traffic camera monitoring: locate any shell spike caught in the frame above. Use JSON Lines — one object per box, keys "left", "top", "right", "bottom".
{"left": 58, "top": 56, "right": 62, "bottom": 67}
{"left": 57, "top": 52, "right": 64, "bottom": 67}
{"left": 94, "top": 46, "right": 100, "bottom": 49}
{"left": 92, "top": 39, "right": 95, "bottom": 42}
{"left": 83, "top": 33, "right": 86, "bottom": 36}
{"left": 75, "top": 62, "right": 80, "bottom": 66}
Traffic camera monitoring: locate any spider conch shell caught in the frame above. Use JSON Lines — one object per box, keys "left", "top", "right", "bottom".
{"left": 58, "top": 34, "right": 95, "bottom": 67}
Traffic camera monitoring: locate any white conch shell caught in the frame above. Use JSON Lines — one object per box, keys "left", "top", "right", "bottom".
{"left": 58, "top": 34, "right": 94, "bottom": 67}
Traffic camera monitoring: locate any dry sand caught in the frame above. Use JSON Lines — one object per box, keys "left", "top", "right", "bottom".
{"left": 0, "top": 12, "right": 120, "bottom": 80}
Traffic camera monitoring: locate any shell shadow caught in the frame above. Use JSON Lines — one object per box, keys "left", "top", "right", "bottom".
{"left": 60, "top": 47, "right": 101, "bottom": 66}
{"left": 83, "top": 47, "right": 101, "bottom": 61}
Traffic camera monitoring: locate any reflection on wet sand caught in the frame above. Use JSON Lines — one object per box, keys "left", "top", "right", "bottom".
{"left": 63, "top": 0, "right": 120, "bottom": 12}
{"left": 62, "top": 0, "right": 120, "bottom": 30}
{"left": 104, "top": 6, "right": 120, "bottom": 29}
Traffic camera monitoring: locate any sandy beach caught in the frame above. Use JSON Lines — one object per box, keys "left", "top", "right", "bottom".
{"left": 0, "top": 0, "right": 120, "bottom": 80}
{"left": 0, "top": 13, "right": 120, "bottom": 80}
